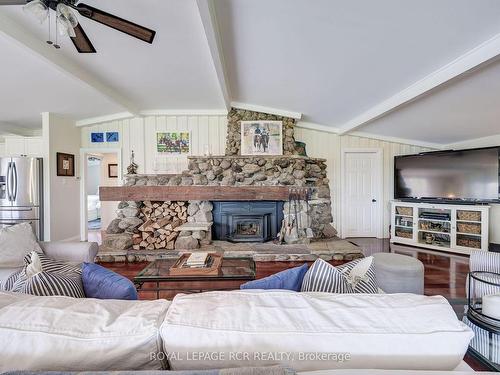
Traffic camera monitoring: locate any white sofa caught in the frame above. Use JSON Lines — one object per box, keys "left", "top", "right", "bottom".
{"left": 0, "top": 289, "right": 475, "bottom": 373}
{"left": 0, "top": 241, "right": 99, "bottom": 286}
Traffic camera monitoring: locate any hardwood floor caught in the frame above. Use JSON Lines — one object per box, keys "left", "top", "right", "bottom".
{"left": 100, "top": 238, "right": 486, "bottom": 371}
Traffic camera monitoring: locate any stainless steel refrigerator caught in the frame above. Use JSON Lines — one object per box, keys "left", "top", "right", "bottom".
{"left": 0, "top": 157, "right": 43, "bottom": 240}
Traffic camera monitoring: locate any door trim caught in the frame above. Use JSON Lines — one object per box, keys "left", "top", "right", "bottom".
{"left": 340, "top": 148, "right": 383, "bottom": 239}
{"left": 79, "top": 147, "right": 122, "bottom": 241}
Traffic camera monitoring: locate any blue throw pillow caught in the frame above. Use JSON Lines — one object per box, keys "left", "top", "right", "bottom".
{"left": 81, "top": 263, "right": 138, "bottom": 300}
{"left": 240, "top": 263, "right": 308, "bottom": 291}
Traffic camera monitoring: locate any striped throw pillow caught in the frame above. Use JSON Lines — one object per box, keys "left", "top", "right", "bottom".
{"left": 1, "top": 269, "right": 23, "bottom": 292}
{"left": 12, "top": 251, "right": 85, "bottom": 298}
{"left": 20, "top": 270, "right": 85, "bottom": 298}
{"left": 337, "top": 256, "right": 379, "bottom": 293}
{"left": 301, "top": 258, "right": 354, "bottom": 293}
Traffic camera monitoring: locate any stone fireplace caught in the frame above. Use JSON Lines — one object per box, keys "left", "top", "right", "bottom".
{"left": 100, "top": 107, "right": 335, "bottom": 256}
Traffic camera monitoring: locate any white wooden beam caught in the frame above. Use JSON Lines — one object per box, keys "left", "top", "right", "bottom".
{"left": 338, "top": 32, "right": 500, "bottom": 135}
{"left": 75, "top": 112, "right": 134, "bottom": 127}
{"left": 140, "top": 109, "right": 228, "bottom": 117}
{"left": 445, "top": 133, "right": 500, "bottom": 150}
{"left": 0, "top": 121, "right": 37, "bottom": 136}
{"left": 231, "top": 101, "right": 302, "bottom": 120}
{"left": 349, "top": 131, "right": 443, "bottom": 150}
{"left": 295, "top": 120, "right": 442, "bottom": 149}
{"left": 196, "top": 0, "right": 232, "bottom": 111}
{"left": 295, "top": 121, "right": 340, "bottom": 133}
{"left": 75, "top": 109, "right": 229, "bottom": 127}
{"left": 0, "top": 14, "right": 139, "bottom": 115}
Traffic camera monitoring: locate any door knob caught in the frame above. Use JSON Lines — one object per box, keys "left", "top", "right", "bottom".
{"left": 372, "top": 199, "right": 377, "bottom": 202}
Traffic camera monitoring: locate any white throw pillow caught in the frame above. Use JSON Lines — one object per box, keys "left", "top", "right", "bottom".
{"left": 0, "top": 223, "right": 42, "bottom": 269}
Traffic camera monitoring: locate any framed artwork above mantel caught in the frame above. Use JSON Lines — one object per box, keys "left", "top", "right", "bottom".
{"left": 240, "top": 121, "right": 283, "bottom": 156}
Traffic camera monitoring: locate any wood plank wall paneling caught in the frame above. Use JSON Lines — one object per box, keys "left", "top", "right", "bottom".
{"left": 293, "top": 128, "right": 433, "bottom": 238}
{"left": 81, "top": 115, "right": 228, "bottom": 175}
{"left": 81, "top": 116, "right": 433, "bottom": 238}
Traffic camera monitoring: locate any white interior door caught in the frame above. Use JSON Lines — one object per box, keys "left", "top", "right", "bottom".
{"left": 342, "top": 150, "right": 382, "bottom": 238}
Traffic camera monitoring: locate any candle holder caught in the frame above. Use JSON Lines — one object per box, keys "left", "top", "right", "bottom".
{"left": 465, "top": 271, "right": 500, "bottom": 370}
{"left": 467, "top": 271, "right": 500, "bottom": 331}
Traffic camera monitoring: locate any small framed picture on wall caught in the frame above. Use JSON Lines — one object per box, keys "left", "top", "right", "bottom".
{"left": 106, "top": 132, "right": 119, "bottom": 142}
{"left": 108, "top": 163, "right": 118, "bottom": 178}
{"left": 56, "top": 152, "right": 75, "bottom": 177}
{"left": 90, "top": 132, "right": 104, "bottom": 143}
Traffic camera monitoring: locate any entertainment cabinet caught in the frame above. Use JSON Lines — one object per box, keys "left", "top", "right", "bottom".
{"left": 390, "top": 201, "right": 490, "bottom": 254}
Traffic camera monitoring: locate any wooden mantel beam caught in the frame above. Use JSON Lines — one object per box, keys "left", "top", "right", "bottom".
{"left": 100, "top": 185, "right": 297, "bottom": 202}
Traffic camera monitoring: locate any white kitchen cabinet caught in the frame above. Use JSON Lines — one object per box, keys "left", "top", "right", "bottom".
{"left": 4, "top": 137, "right": 43, "bottom": 157}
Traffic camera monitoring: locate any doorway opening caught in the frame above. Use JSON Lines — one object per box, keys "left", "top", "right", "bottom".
{"left": 80, "top": 148, "right": 121, "bottom": 244}
{"left": 86, "top": 155, "right": 102, "bottom": 239}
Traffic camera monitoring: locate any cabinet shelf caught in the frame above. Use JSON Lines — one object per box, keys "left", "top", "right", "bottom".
{"left": 419, "top": 218, "right": 450, "bottom": 223}
{"left": 457, "top": 232, "right": 482, "bottom": 237}
{"left": 418, "top": 229, "right": 450, "bottom": 236}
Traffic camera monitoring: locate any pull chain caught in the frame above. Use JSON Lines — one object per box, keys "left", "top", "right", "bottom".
{"left": 54, "top": 12, "right": 60, "bottom": 49}
{"left": 46, "top": 9, "right": 52, "bottom": 45}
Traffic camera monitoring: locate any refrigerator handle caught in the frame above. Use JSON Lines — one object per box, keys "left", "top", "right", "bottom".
{"left": 12, "top": 162, "right": 17, "bottom": 202}
{"left": 6, "top": 162, "right": 12, "bottom": 202}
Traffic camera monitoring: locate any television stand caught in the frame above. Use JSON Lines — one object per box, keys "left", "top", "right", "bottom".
{"left": 391, "top": 201, "right": 490, "bottom": 255}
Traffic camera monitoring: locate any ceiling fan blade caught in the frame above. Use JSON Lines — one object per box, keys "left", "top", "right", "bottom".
{"left": 70, "top": 23, "right": 96, "bottom": 53}
{"left": 0, "top": 0, "right": 27, "bottom": 4}
{"left": 76, "top": 3, "right": 155, "bottom": 44}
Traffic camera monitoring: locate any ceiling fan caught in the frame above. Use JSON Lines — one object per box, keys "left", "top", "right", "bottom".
{"left": 0, "top": 0, "right": 156, "bottom": 53}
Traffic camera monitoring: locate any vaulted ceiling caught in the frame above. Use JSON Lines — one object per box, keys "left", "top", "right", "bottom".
{"left": 1, "top": 0, "right": 500, "bottom": 146}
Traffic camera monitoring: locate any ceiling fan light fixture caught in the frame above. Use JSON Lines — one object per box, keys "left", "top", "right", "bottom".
{"left": 56, "top": 16, "right": 76, "bottom": 37}
{"left": 23, "top": 0, "right": 48, "bottom": 24}
{"left": 56, "top": 3, "right": 78, "bottom": 38}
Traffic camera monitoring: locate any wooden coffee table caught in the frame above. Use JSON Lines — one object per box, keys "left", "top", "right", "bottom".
{"left": 134, "top": 257, "right": 256, "bottom": 298}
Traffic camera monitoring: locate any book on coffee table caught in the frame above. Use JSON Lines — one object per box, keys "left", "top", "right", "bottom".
{"left": 170, "top": 253, "right": 222, "bottom": 276}
{"left": 185, "top": 252, "right": 209, "bottom": 267}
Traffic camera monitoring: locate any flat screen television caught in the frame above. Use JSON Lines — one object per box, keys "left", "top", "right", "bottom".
{"left": 394, "top": 147, "right": 500, "bottom": 203}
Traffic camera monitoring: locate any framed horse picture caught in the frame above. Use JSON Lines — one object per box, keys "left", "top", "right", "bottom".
{"left": 240, "top": 121, "right": 283, "bottom": 156}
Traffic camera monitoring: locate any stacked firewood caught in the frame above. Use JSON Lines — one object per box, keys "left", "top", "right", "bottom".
{"left": 132, "top": 201, "right": 187, "bottom": 250}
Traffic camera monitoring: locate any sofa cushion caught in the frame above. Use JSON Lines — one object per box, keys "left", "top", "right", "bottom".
{"left": 0, "top": 291, "right": 170, "bottom": 371}
{"left": 240, "top": 264, "right": 308, "bottom": 292}
{"left": 0, "top": 223, "right": 42, "bottom": 269}
{"left": 82, "top": 262, "right": 138, "bottom": 300}
{"left": 301, "top": 258, "right": 353, "bottom": 293}
{"left": 160, "top": 291, "right": 473, "bottom": 371}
